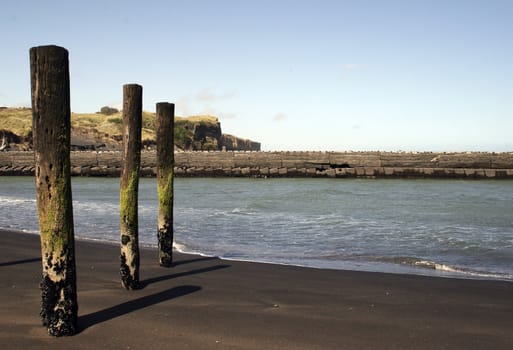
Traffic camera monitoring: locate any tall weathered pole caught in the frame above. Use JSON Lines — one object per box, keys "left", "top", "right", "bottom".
{"left": 119, "top": 84, "right": 142, "bottom": 290}
{"left": 30, "top": 45, "right": 78, "bottom": 336}
{"left": 156, "top": 102, "right": 175, "bottom": 267}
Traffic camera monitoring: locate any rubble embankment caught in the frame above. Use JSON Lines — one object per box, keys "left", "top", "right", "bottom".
{"left": 1, "top": 151, "right": 513, "bottom": 179}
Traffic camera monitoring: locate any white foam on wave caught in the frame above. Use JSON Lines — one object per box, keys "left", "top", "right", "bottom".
{"left": 412, "top": 260, "right": 459, "bottom": 271}
{"left": 0, "top": 196, "right": 36, "bottom": 204}
{"left": 172, "top": 241, "right": 216, "bottom": 258}
{"left": 405, "top": 258, "right": 513, "bottom": 281}
{"left": 315, "top": 254, "right": 513, "bottom": 281}
{"left": 173, "top": 241, "right": 188, "bottom": 253}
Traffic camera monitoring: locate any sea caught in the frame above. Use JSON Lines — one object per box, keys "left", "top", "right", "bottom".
{"left": 1, "top": 176, "right": 512, "bottom": 281}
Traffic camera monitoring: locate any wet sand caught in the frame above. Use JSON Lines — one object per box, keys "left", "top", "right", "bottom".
{"left": 1, "top": 228, "right": 513, "bottom": 349}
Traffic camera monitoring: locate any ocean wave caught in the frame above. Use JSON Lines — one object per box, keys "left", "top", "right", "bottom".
{"left": 0, "top": 196, "right": 36, "bottom": 204}
{"left": 72, "top": 201, "right": 119, "bottom": 212}
{"left": 380, "top": 256, "right": 513, "bottom": 281}
{"left": 310, "top": 253, "right": 513, "bottom": 281}
{"left": 2, "top": 177, "right": 513, "bottom": 282}
{"left": 172, "top": 241, "right": 216, "bottom": 258}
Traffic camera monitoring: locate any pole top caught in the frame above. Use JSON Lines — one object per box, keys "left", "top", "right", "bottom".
{"left": 156, "top": 102, "right": 175, "bottom": 107}
{"left": 123, "top": 83, "right": 143, "bottom": 89}
{"left": 30, "top": 45, "right": 68, "bottom": 55}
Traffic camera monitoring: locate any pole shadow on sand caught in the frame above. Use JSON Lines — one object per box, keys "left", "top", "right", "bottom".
{"left": 79, "top": 285, "right": 201, "bottom": 331}
{"left": 78, "top": 264, "right": 230, "bottom": 332}
{"left": 171, "top": 256, "right": 219, "bottom": 267}
{"left": 140, "top": 264, "right": 231, "bottom": 288}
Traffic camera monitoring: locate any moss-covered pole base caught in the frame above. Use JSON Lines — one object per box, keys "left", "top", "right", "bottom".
{"left": 120, "top": 84, "right": 142, "bottom": 290}
{"left": 156, "top": 102, "right": 175, "bottom": 267}
{"left": 30, "top": 45, "right": 78, "bottom": 336}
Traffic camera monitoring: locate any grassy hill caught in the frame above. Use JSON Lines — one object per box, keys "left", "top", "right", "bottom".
{"left": 0, "top": 108, "right": 32, "bottom": 140}
{"left": 0, "top": 107, "right": 233, "bottom": 151}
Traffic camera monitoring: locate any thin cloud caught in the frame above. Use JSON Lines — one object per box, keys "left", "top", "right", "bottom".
{"left": 107, "top": 101, "right": 122, "bottom": 111}
{"left": 199, "top": 104, "right": 217, "bottom": 116}
{"left": 343, "top": 63, "right": 358, "bottom": 70}
{"left": 273, "top": 113, "right": 288, "bottom": 122}
{"left": 218, "top": 112, "right": 237, "bottom": 120}
{"left": 196, "top": 88, "right": 238, "bottom": 102}
{"left": 176, "top": 88, "right": 239, "bottom": 119}
{"left": 196, "top": 88, "right": 216, "bottom": 102}
{"left": 175, "top": 96, "right": 192, "bottom": 116}
{"left": 198, "top": 105, "right": 238, "bottom": 120}
{"left": 219, "top": 91, "right": 239, "bottom": 99}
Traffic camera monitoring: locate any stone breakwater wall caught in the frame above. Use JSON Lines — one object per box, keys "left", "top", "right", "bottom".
{"left": 2, "top": 151, "right": 513, "bottom": 179}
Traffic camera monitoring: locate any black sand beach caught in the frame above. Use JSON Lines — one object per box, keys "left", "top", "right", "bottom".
{"left": 1, "top": 228, "right": 513, "bottom": 349}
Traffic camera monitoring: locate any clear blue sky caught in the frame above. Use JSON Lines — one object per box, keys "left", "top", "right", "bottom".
{"left": 1, "top": 0, "right": 512, "bottom": 151}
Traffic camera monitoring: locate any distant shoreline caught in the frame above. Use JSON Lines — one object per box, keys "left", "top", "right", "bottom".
{"left": 2, "top": 150, "right": 513, "bottom": 178}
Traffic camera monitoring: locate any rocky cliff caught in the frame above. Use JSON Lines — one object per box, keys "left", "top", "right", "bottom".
{"left": 0, "top": 107, "right": 261, "bottom": 152}
{"left": 174, "top": 116, "right": 223, "bottom": 151}
{"left": 221, "top": 134, "right": 261, "bottom": 151}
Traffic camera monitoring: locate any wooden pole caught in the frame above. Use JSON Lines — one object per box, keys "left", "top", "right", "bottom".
{"left": 119, "top": 84, "right": 142, "bottom": 290}
{"left": 30, "top": 45, "right": 78, "bottom": 336}
{"left": 156, "top": 102, "right": 175, "bottom": 267}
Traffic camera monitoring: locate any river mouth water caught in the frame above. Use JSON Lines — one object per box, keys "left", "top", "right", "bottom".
{"left": 1, "top": 176, "right": 512, "bottom": 281}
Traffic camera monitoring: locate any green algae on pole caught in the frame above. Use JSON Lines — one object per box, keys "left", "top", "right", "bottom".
{"left": 30, "top": 45, "right": 78, "bottom": 336}
{"left": 119, "top": 84, "right": 143, "bottom": 289}
{"left": 156, "top": 102, "right": 175, "bottom": 267}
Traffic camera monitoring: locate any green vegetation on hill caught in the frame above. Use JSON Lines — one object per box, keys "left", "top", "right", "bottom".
{"left": 0, "top": 108, "right": 32, "bottom": 138}
{"left": 0, "top": 107, "right": 224, "bottom": 151}
{"left": 68, "top": 111, "right": 159, "bottom": 143}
